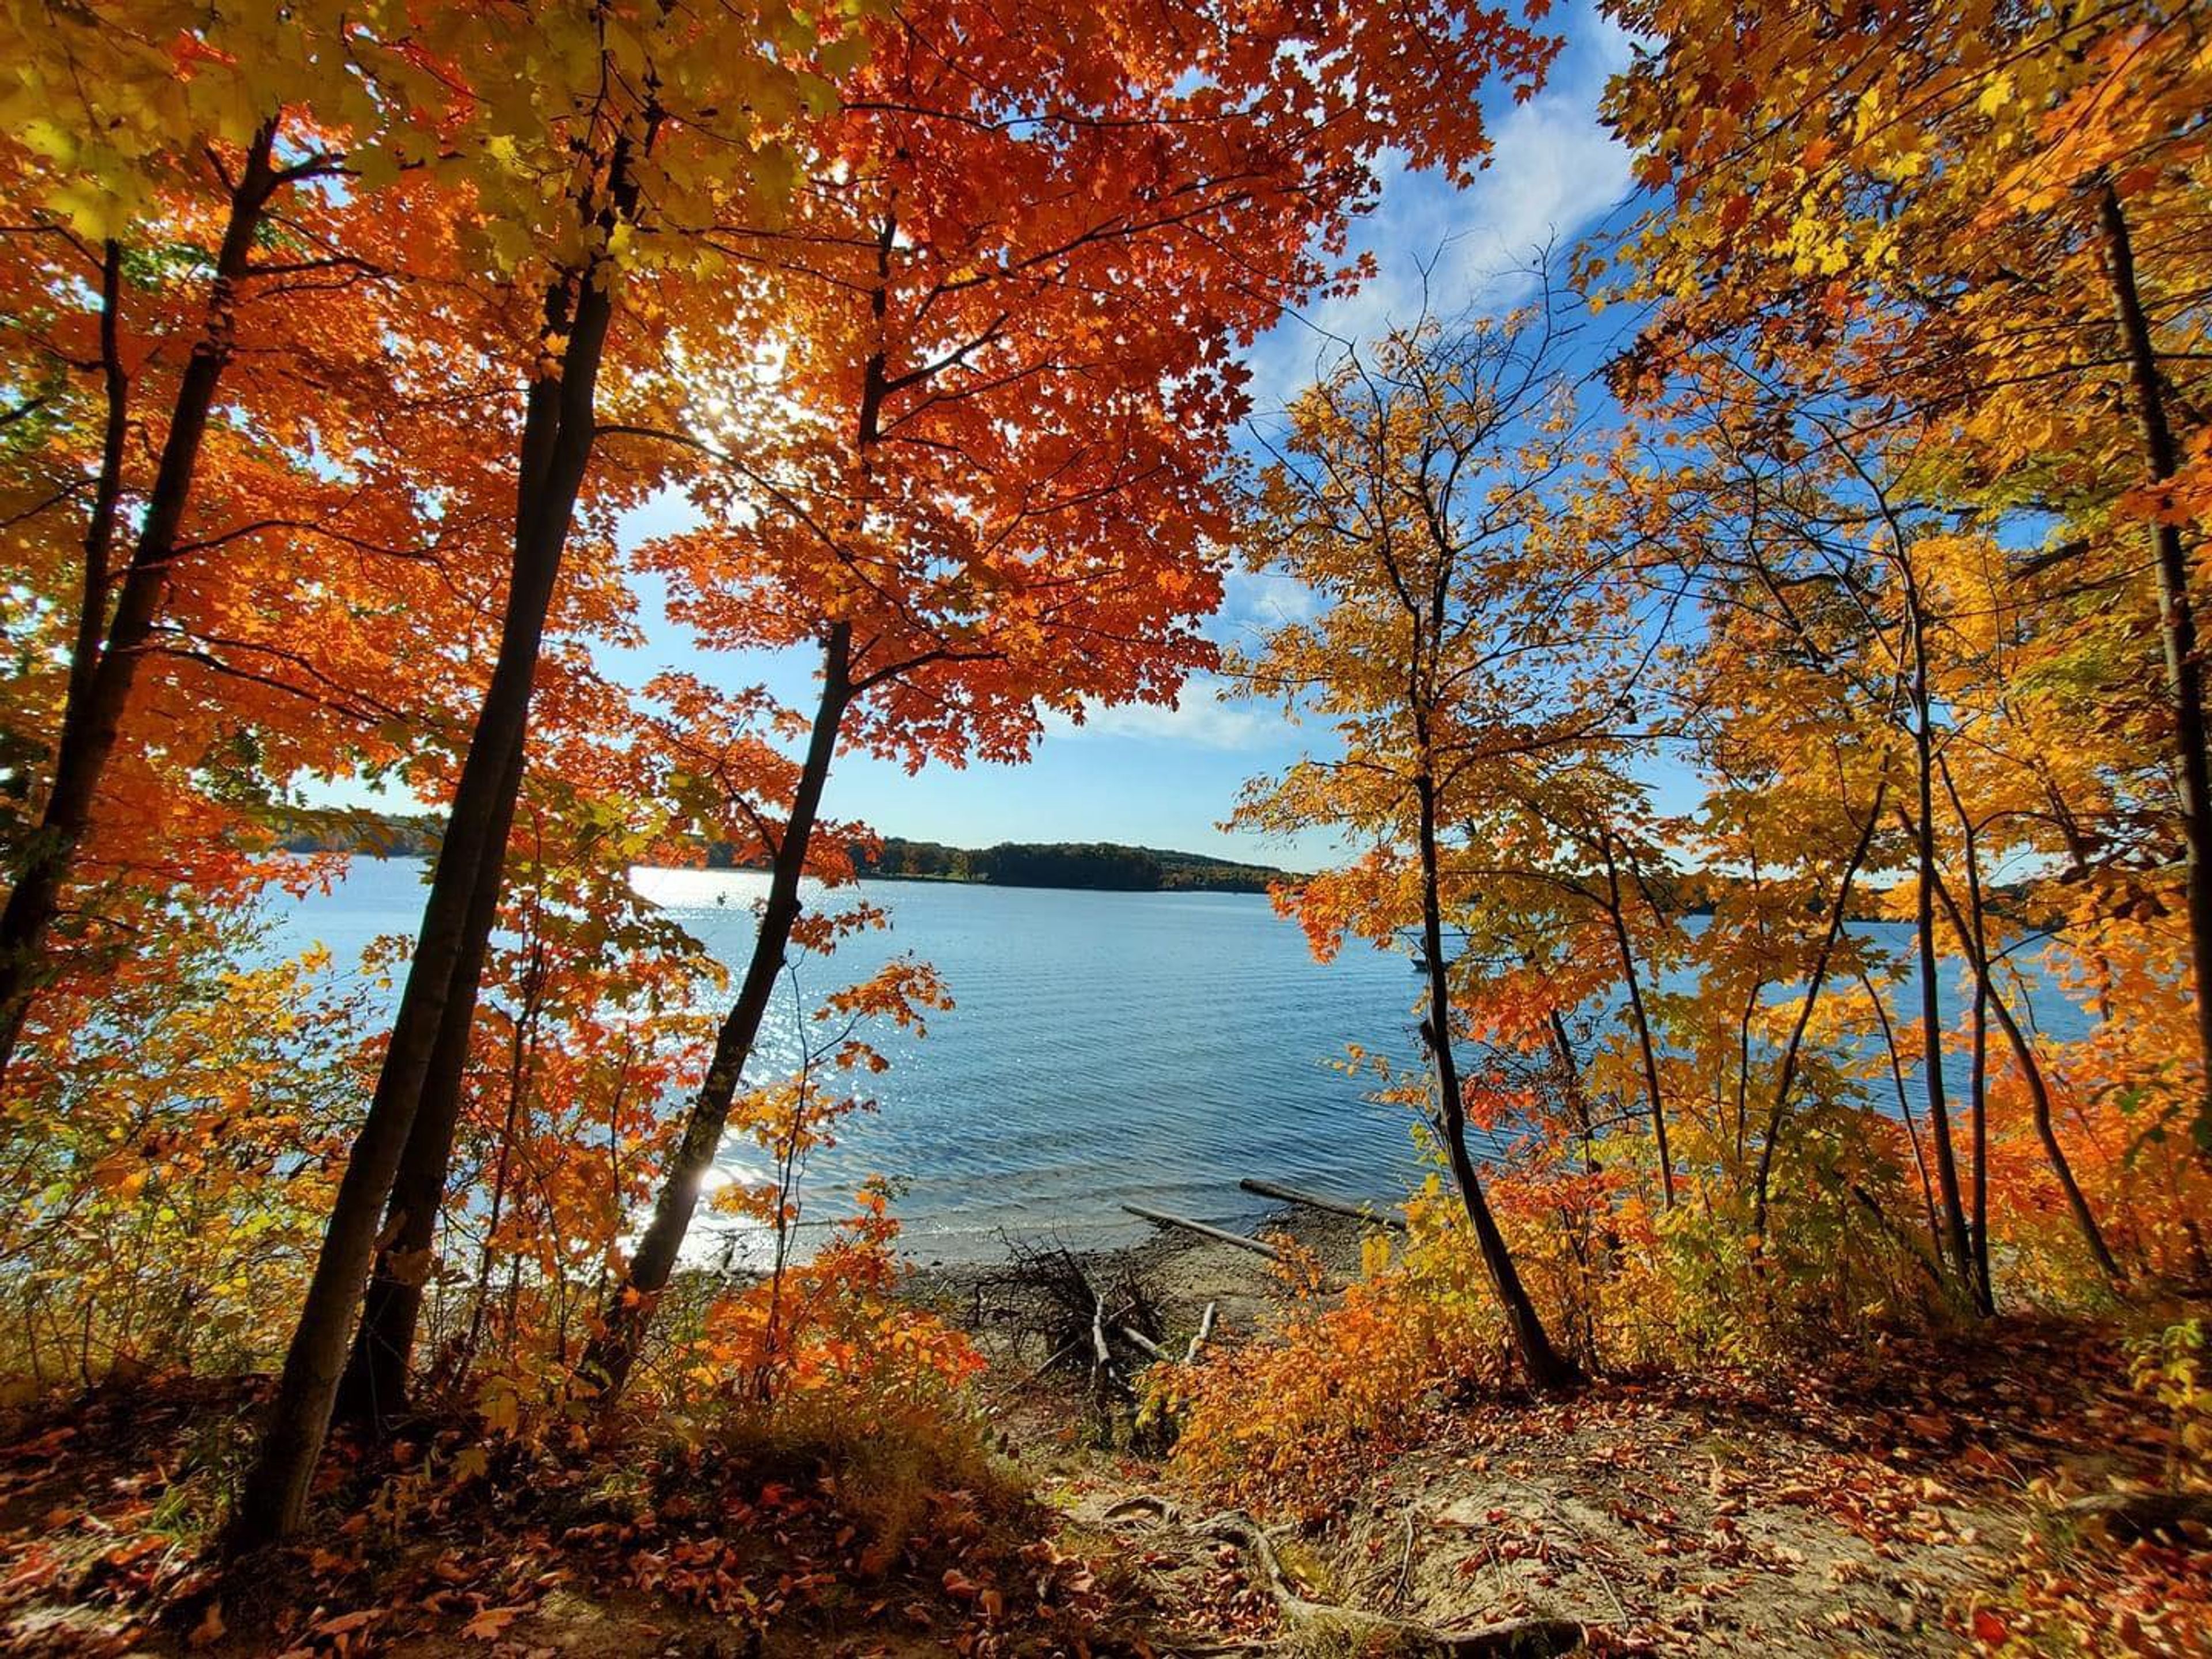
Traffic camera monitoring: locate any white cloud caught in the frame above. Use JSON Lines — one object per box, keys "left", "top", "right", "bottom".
{"left": 1241, "top": 3, "right": 1635, "bottom": 413}
{"left": 1219, "top": 565, "right": 1324, "bottom": 632}
{"left": 1042, "top": 673, "right": 1288, "bottom": 751}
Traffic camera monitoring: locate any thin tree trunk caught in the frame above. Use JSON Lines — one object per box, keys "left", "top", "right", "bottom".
{"left": 1733, "top": 846, "right": 1771, "bottom": 1160}
{"left": 65, "top": 241, "right": 129, "bottom": 729}
{"left": 228, "top": 247, "right": 620, "bottom": 1550}
{"left": 1416, "top": 774, "right": 1577, "bottom": 1391}
{"left": 579, "top": 623, "right": 854, "bottom": 1397}
{"left": 1599, "top": 837, "right": 1673, "bottom": 1209}
{"left": 454, "top": 935, "right": 545, "bottom": 1383}
{"left": 755, "top": 1017, "right": 816, "bottom": 1403}
{"left": 1901, "top": 561, "right": 1980, "bottom": 1309}
{"left": 579, "top": 212, "right": 905, "bottom": 1398}
{"left": 2099, "top": 183, "right": 2212, "bottom": 1165}
{"left": 1925, "top": 869, "right": 2124, "bottom": 1287}
{"left": 332, "top": 734, "right": 527, "bottom": 1433}
{"left": 1752, "top": 778, "right": 1886, "bottom": 1248}
{"left": 1733, "top": 979, "right": 1760, "bottom": 1171}
{"left": 1938, "top": 762, "right": 1995, "bottom": 1308}
{"left": 1547, "top": 1010, "right": 1599, "bottom": 1174}
{"left": 1967, "top": 945, "right": 1991, "bottom": 1295}
{"left": 1547, "top": 1009, "right": 1606, "bottom": 1361}
{"left": 1859, "top": 964, "right": 1945, "bottom": 1263}
{"left": 1985, "top": 974, "right": 2123, "bottom": 1289}
{"left": 0, "top": 130, "right": 279, "bottom": 1080}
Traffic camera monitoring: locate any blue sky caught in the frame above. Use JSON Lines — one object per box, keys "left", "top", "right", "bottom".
{"left": 349, "top": 4, "right": 1656, "bottom": 872}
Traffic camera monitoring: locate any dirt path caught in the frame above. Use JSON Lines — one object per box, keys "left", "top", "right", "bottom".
{"left": 937, "top": 1207, "right": 2202, "bottom": 1657}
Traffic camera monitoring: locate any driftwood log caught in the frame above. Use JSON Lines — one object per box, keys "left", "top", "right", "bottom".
{"left": 1184, "top": 1300, "right": 1218, "bottom": 1363}
{"left": 1241, "top": 1177, "right": 1408, "bottom": 1233}
{"left": 1118, "top": 1323, "right": 1170, "bottom": 1362}
{"left": 1090, "top": 1289, "right": 1113, "bottom": 1406}
{"left": 1122, "top": 1203, "right": 1286, "bottom": 1260}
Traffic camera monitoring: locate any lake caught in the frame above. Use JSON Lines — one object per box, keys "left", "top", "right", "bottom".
{"left": 264, "top": 859, "right": 2086, "bottom": 1263}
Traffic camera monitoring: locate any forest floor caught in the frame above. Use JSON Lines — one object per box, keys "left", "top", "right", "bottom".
{"left": 0, "top": 1212, "right": 2204, "bottom": 1656}
{"left": 934, "top": 1210, "right": 2210, "bottom": 1656}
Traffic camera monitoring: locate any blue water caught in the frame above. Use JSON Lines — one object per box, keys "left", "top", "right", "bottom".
{"left": 263, "top": 859, "right": 2089, "bottom": 1262}
{"left": 267, "top": 859, "right": 1434, "bottom": 1260}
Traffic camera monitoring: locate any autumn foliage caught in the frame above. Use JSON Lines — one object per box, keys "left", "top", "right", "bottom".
{"left": 1164, "top": 2, "right": 2212, "bottom": 1608}
{"left": 0, "top": 0, "right": 1567, "bottom": 1586}
{"left": 1, "top": 0, "right": 2209, "bottom": 1651}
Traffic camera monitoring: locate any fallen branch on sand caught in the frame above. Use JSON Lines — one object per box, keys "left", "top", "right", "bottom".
{"left": 980, "top": 1238, "right": 1168, "bottom": 1399}
{"left": 1122, "top": 1203, "right": 1287, "bottom": 1260}
{"left": 1184, "top": 1300, "right": 1218, "bottom": 1364}
{"left": 1240, "top": 1176, "right": 1408, "bottom": 1232}
{"left": 1119, "top": 1323, "right": 1169, "bottom": 1362}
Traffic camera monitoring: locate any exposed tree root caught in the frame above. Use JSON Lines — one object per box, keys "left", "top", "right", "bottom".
{"left": 1108, "top": 1498, "right": 1584, "bottom": 1659}
{"left": 2064, "top": 1490, "right": 2212, "bottom": 1544}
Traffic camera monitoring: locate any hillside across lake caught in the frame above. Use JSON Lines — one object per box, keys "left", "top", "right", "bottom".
{"left": 840, "top": 835, "right": 1296, "bottom": 892}
{"left": 276, "top": 811, "right": 1300, "bottom": 894}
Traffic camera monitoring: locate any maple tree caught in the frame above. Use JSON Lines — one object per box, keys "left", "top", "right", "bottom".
{"left": 569, "top": 0, "right": 1562, "bottom": 1395}
{"left": 1, "top": 1, "right": 2208, "bottom": 1650}
{"left": 1600, "top": 0, "right": 2212, "bottom": 1161}
{"left": 0, "top": 3, "right": 412, "bottom": 1082}
{"left": 231, "top": 0, "right": 865, "bottom": 1547}
{"left": 1229, "top": 299, "right": 1626, "bottom": 1389}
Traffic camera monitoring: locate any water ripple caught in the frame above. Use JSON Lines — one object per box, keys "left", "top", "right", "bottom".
{"left": 268, "top": 862, "right": 2082, "bottom": 1264}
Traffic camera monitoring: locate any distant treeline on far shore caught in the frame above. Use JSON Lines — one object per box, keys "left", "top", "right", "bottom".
{"left": 274, "top": 812, "right": 1298, "bottom": 894}
{"left": 274, "top": 811, "right": 1918, "bottom": 912}
{"left": 831, "top": 836, "right": 1290, "bottom": 892}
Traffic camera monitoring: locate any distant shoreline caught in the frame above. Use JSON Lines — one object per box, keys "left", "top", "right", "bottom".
{"left": 273, "top": 812, "right": 1305, "bottom": 896}
{"left": 270, "top": 811, "right": 1927, "bottom": 918}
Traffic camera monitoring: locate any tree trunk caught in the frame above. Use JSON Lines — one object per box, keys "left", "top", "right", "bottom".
{"left": 65, "top": 241, "right": 129, "bottom": 729}
{"left": 1600, "top": 837, "right": 1673, "bottom": 1208}
{"left": 2099, "top": 184, "right": 2212, "bottom": 1166}
{"left": 1415, "top": 774, "right": 1577, "bottom": 1391}
{"left": 454, "top": 991, "right": 544, "bottom": 1385}
{"left": 578, "top": 214, "right": 901, "bottom": 1398}
{"left": 332, "top": 732, "right": 527, "bottom": 1432}
{"left": 1752, "top": 778, "right": 1886, "bottom": 1248}
{"left": 1925, "top": 869, "right": 2124, "bottom": 1287}
{"left": 1902, "top": 562, "right": 1980, "bottom": 1310}
{"left": 1859, "top": 965, "right": 1945, "bottom": 1262}
{"left": 1986, "top": 972, "right": 2124, "bottom": 1288}
{"left": 1941, "top": 764, "right": 1995, "bottom": 1308}
{"left": 1547, "top": 1009, "right": 1599, "bottom": 1174}
{"left": 1966, "top": 947, "right": 1991, "bottom": 1296}
{"left": 579, "top": 623, "right": 854, "bottom": 1398}
{"left": 226, "top": 256, "right": 619, "bottom": 1551}
{"left": 0, "top": 130, "right": 278, "bottom": 1081}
